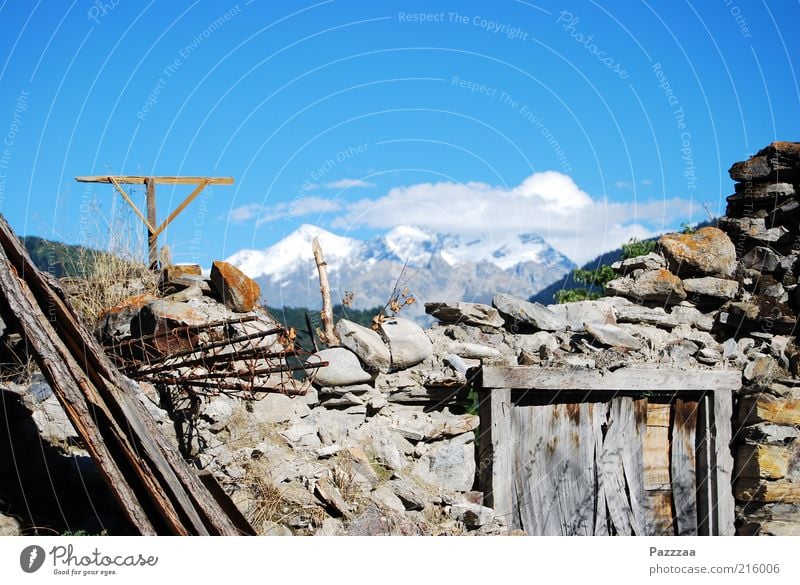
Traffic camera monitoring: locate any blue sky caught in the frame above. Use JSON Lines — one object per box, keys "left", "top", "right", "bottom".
{"left": 0, "top": 0, "right": 797, "bottom": 265}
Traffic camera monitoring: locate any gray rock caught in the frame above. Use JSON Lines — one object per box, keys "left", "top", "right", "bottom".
{"left": 0, "top": 513, "right": 21, "bottom": 536}
{"left": 720, "top": 216, "right": 791, "bottom": 245}
{"left": 671, "top": 304, "right": 714, "bottom": 331}
{"left": 614, "top": 304, "right": 678, "bottom": 328}
{"left": 315, "top": 477, "right": 350, "bottom": 517}
{"left": 425, "top": 302, "right": 505, "bottom": 328}
{"left": 346, "top": 503, "right": 421, "bottom": 536}
{"left": 164, "top": 285, "right": 203, "bottom": 303}
{"left": 309, "top": 408, "right": 366, "bottom": 445}
{"left": 492, "top": 293, "right": 561, "bottom": 331}
{"left": 131, "top": 299, "right": 207, "bottom": 336}
{"left": 605, "top": 269, "right": 686, "bottom": 305}
{"left": 371, "top": 486, "right": 406, "bottom": 513}
{"left": 318, "top": 383, "right": 372, "bottom": 397}
{"left": 450, "top": 502, "right": 495, "bottom": 529}
{"left": 584, "top": 322, "right": 643, "bottom": 351}
{"left": 741, "top": 247, "right": 782, "bottom": 273}
{"left": 317, "top": 517, "right": 345, "bottom": 536}
{"left": 546, "top": 300, "right": 616, "bottom": 332}
{"left": 250, "top": 392, "right": 310, "bottom": 425}
{"left": 384, "top": 406, "right": 479, "bottom": 442}
{"left": 697, "top": 347, "right": 722, "bottom": 365}
{"left": 744, "top": 355, "right": 779, "bottom": 384}
{"left": 379, "top": 317, "right": 433, "bottom": 370}
{"left": 390, "top": 479, "right": 427, "bottom": 511}
{"left": 518, "top": 331, "right": 559, "bottom": 354}
{"left": 659, "top": 227, "right": 737, "bottom": 277}
{"left": 611, "top": 252, "right": 667, "bottom": 273}
{"left": 414, "top": 432, "right": 476, "bottom": 492}
{"left": 682, "top": 277, "right": 739, "bottom": 300}
{"left": 280, "top": 423, "right": 321, "bottom": 448}
{"left": 444, "top": 342, "right": 503, "bottom": 360}
{"left": 336, "top": 319, "right": 391, "bottom": 373}
{"left": 308, "top": 348, "right": 373, "bottom": 387}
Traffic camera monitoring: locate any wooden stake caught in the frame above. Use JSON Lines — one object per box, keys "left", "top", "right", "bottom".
{"left": 312, "top": 237, "right": 338, "bottom": 346}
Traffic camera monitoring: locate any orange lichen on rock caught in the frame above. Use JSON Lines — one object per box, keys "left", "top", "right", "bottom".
{"left": 210, "top": 260, "right": 261, "bottom": 312}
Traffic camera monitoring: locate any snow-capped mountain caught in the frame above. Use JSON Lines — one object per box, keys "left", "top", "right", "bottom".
{"left": 225, "top": 224, "right": 574, "bottom": 313}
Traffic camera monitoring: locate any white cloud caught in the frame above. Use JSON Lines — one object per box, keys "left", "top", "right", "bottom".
{"left": 641, "top": 178, "right": 654, "bottom": 186}
{"left": 331, "top": 171, "right": 693, "bottom": 264}
{"left": 224, "top": 197, "right": 341, "bottom": 227}
{"left": 325, "top": 178, "right": 375, "bottom": 189}
{"left": 226, "top": 203, "right": 263, "bottom": 223}
{"left": 614, "top": 180, "right": 634, "bottom": 190}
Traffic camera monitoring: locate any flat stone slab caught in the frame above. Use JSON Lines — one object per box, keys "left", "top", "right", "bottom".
{"left": 492, "top": 293, "right": 561, "bottom": 331}
{"left": 584, "top": 322, "right": 643, "bottom": 351}
{"left": 425, "top": 302, "right": 505, "bottom": 328}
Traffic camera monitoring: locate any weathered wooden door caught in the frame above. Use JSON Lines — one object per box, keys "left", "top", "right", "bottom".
{"left": 478, "top": 367, "right": 740, "bottom": 536}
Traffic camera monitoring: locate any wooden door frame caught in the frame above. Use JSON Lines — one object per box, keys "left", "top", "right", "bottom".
{"left": 477, "top": 366, "right": 741, "bottom": 536}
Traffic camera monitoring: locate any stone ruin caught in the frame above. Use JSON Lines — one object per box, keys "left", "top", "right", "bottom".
{"left": 1, "top": 141, "right": 799, "bottom": 536}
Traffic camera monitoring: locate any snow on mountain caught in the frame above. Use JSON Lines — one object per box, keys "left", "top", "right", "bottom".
{"left": 225, "top": 224, "right": 359, "bottom": 280}
{"left": 225, "top": 224, "right": 574, "bottom": 311}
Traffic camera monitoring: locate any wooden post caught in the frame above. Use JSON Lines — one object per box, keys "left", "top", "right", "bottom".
{"left": 145, "top": 177, "right": 158, "bottom": 269}
{"left": 312, "top": 236, "right": 338, "bottom": 346}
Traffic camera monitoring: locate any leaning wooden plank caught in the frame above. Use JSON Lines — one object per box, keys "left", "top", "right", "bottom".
{"left": 601, "top": 398, "right": 638, "bottom": 535}
{"left": 0, "top": 214, "right": 243, "bottom": 535}
{"left": 671, "top": 399, "right": 699, "bottom": 535}
{"left": 482, "top": 366, "right": 741, "bottom": 392}
{"left": 713, "top": 391, "right": 736, "bottom": 535}
{"left": 0, "top": 234, "right": 156, "bottom": 534}
{"left": 42, "top": 259, "right": 242, "bottom": 535}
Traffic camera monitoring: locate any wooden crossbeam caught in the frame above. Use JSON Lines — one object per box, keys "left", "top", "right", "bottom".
{"left": 76, "top": 175, "right": 233, "bottom": 185}
{"left": 75, "top": 175, "right": 233, "bottom": 270}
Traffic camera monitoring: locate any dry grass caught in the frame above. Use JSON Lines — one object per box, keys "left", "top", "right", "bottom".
{"left": 62, "top": 201, "right": 158, "bottom": 329}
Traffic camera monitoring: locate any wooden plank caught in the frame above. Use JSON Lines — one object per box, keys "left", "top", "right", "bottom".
{"left": 0, "top": 214, "right": 245, "bottom": 535}
{"left": 643, "top": 402, "right": 674, "bottom": 535}
{"left": 482, "top": 366, "right": 741, "bottom": 392}
{"left": 623, "top": 399, "right": 648, "bottom": 535}
{"left": 592, "top": 403, "right": 609, "bottom": 536}
{"left": 671, "top": 399, "right": 698, "bottom": 535}
{"left": 713, "top": 390, "right": 736, "bottom": 535}
{"left": 514, "top": 402, "right": 599, "bottom": 535}
{"left": 76, "top": 175, "right": 234, "bottom": 185}
{"left": 478, "top": 387, "right": 514, "bottom": 527}
{"left": 601, "top": 398, "right": 639, "bottom": 535}
{"left": 696, "top": 394, "right": 714, "bottom": 535}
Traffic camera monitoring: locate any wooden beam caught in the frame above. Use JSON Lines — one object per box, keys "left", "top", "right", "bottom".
{"left": 145, "top": 178, "right": 158, "bottom": 268}
{"left": 108, "top": 176, "right": 155, "bottom": 233}
{"left": 76, "top": 175, "right": 234, "bottom": 185}
{"left": 150, "top": 179, "right": 210, "bottom": 240}
{"left": 481, "top": 367, "right": 742, "bottom": 392}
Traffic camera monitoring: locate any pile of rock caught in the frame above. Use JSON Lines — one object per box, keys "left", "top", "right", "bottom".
{"left": 720, "top": 142, "right": 800, "bottom": 535}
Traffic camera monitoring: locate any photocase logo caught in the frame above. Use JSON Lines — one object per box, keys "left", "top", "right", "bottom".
{"left": 19, "top": 545, "right": 46, "bottom": 573}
